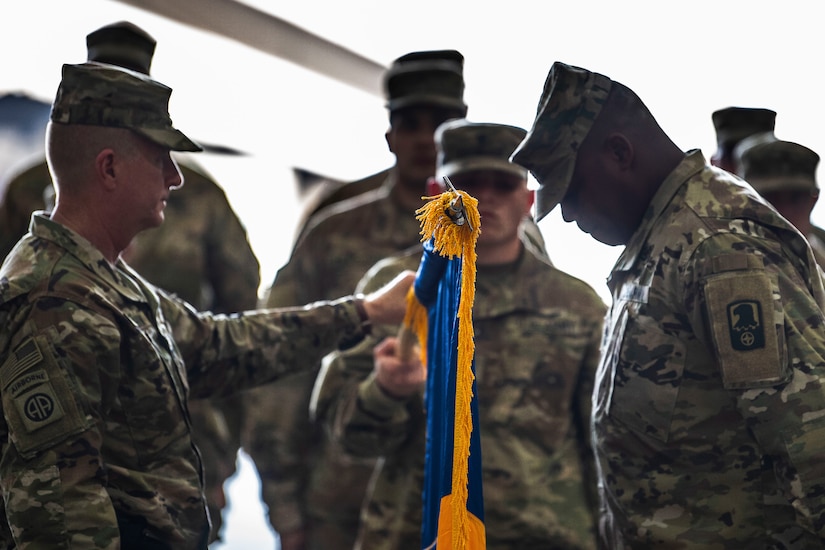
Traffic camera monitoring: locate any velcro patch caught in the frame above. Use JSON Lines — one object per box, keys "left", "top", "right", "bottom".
{"left": 1, "top": 334, "right": 89, "bottom": 457}
{"left": 705, "top": 270, "right": 786, "bottom": 389}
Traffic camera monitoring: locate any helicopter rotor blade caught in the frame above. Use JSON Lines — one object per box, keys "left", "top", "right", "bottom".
{"left": 110, "top": 0, "right": 385, "bottom": 97}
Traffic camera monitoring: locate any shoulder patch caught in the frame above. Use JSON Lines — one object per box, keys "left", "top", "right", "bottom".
{"left": 704, "top": 270, "right": 787, "bottom": 389}
{"left": 1, "top": 335, "right": 89, "bottom": 457}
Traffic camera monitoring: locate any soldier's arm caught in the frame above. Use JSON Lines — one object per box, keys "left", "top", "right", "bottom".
{"left": 164, "top": 291, "right": 375, "bottom": 400}
{"left": 1, "top": 300, "right": 121, "bottom": 549}
{"left": 312, "top": 338, "right": 423, "bottom": 459}
{"left": 687, "top": 233, "right": 825, "bottom": 538}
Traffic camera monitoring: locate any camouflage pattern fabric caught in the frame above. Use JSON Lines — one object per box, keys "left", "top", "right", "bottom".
{"left": 0, "top": 214, "right": 368, "bottom": 550}
{"left": 245, "top": 171, "right": 423, "bottom": 548}
{"left": 0, "top": 158, "right": 260, "bottom": 543}
{"left": 245, "top": 171, "right": 550, "bottom": 547}
{"left": 312, "top": 235, "right": 606, "bottom": 550}
{"left": 122, "top": 162, "right": 260, "bottom": 544}
{"left": 594, "top": 150, "right": 825, "bottom": 548}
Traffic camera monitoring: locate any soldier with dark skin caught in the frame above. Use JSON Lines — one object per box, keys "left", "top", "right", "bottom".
{"left": 0, "top": 62, "right": 412, "bottom": 550}
{"left": 312, "top": 120, "right": 606, "bottom": 549}
{"left": 512, "top": 61, "right": 825, "bottom": 548}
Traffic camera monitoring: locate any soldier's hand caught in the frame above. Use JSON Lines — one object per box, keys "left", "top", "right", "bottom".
{"left": 373, "top": 336, "right": 425, "bottom": 399}
{"left": 362, "top": 270, "right": 415, "bottom": 325}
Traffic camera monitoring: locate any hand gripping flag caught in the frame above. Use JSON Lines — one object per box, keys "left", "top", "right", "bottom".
{"left": 401, "top": 183, "right": 485, "bottom": 549}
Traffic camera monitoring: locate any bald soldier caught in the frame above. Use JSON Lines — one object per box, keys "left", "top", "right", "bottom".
{"left": 0, "top": 23, "right": 262, "bottom": 543}
{"left": 0, "top": 62, "right": 411, "bottom": 550}
{"left": 512, "top": 62, "right": 825, "bottom": 548}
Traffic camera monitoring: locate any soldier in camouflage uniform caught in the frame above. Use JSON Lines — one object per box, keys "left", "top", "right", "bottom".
{"left": 0, "top": 22, "right": 261, "bottom": 544}
{"left": 709, "top": 106, "right": 776, "bottom": 174}
{"left": 311, "top": 119, "right": 606, "bottom": 549}
{"left": 512, "top": 61, "right": 825, "bottom": 548}
{"left": 243, "top": 50, "right": 470, "bottom": 550}
{"left": 0, "top": 61, "right": 411, "bottom": 550}
{"left": 737, "top": 139, "right": 825, "bottom": 267}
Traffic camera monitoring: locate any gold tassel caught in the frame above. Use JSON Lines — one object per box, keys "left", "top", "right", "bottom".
{"left": 403, "top": 189, "right": 481, "bottom": 549}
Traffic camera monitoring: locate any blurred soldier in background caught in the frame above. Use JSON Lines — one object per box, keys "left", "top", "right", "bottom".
{"left": 709, "top": 106, "right": 776, "bottom": 174}
{"left": 312, "top": 119, "right": 606, "bottom": 549}
{"left": 243, "top": 50, "right": 469, "bottom": 550}
{"left": 0, "top": 21, "right": 260, "bottom": 543}
{"left": 738, "top": 138, "right": 825, "bottom": 265}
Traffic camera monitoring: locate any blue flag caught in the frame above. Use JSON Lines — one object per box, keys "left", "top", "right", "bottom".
{"left": 413, "top": 237, "right": 485, "bottom": 549}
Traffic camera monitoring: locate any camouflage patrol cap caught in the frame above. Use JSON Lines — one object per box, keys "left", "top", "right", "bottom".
{"left": 511, "top": 62, "right": 613, "bottom": 221}
{"left": 739, "top": 139, "right": 819, "bottom": 194}
{"left": 435, "top": 119, "right": 527, "bottom": 179}
{"left": 712, "top": 107, "right": 776, "bottom": 147}
{"left": 86, "top": 21, "right": 156, "bottom": 75}
{"left": 383, "top": 50, "right": 467, "bottom": 114}
{"left": 50, "top": 62, "right": 201, "bottom": 152}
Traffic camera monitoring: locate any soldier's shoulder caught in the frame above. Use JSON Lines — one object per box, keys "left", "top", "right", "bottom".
{"left": 311, "top": 168, "right": 391, "bottom": 215}
{"left": 298, "top": 187, "right": 393, "bottom": 240}
{"left": 356, "top": 245, "right": 422, "bottom": 294}
{"left": 1, "top": 236, "right": 69, "bottom": 304}
{"left": 525, "top": 254, "right": 607, "bottom": 316}
{"left": 2, "top": 157, "right": 51, "bottom": 196}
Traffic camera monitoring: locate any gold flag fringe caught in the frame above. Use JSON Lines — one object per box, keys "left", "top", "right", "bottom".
{"left": 402, "top": 189, "right": 481, "bottom": 549}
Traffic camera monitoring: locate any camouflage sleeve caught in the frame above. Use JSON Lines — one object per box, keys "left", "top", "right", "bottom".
{"left": 204, "top": 191, "right": 260, "bottom": 313}
{"left": 685, "top": 232, "right": 825, "bottom": 537}
{"left": 0, "top": 298, "right": 122, "bottom": 549}
{"left": 314, "top": 257, "right": 420, "bottom": 459}
{"left": 311, "top": 334, "right": 421, "bottom": 460}
{"left": 161, "top": 292, "right": 369, "bottom": 400}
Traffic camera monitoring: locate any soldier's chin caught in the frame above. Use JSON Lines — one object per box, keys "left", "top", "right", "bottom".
{"left": 580, "top": 224, "right": 624, "bottom": 247}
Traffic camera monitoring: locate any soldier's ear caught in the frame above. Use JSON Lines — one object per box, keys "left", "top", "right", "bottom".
{"left": 95, "top": 148, "right": 118, "bottom": 190}
{"left": 605, "top": 133, "right": 633, "bottom": 171}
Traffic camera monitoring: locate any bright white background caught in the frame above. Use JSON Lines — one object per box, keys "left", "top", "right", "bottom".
{"left": 2, "top": 1, "right": 824, "bottom": 548}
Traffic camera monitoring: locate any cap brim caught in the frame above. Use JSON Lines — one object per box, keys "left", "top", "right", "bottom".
{"left": 136, "top": 127, "right": 202, "bottom": 152}
{"left": 748, "top": 175, "right": 818, "bottom": 195}
{"left": 387, "top": 95, "right": 467, "bottom": 114}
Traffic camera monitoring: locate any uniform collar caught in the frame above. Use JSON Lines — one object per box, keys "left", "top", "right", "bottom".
{"left": 612, "top": 149, "right": 705, "bottom": 273}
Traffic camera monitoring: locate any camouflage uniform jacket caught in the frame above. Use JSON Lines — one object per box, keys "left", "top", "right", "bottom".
{"left": 0, "top": 214, "right": 369, "bottom": 550}
{"left": 312, "top": 238, "right": 607, "bottom": 550}
{"left": 594, "top": 150, "right": 825, "bottom": 548}
{"left": 245, "top": 168, "right": 424, "bottom": 541}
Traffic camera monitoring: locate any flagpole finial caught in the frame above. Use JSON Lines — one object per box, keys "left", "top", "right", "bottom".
{"left": 443, "top": 176, "right": 474, "bottom": 232}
